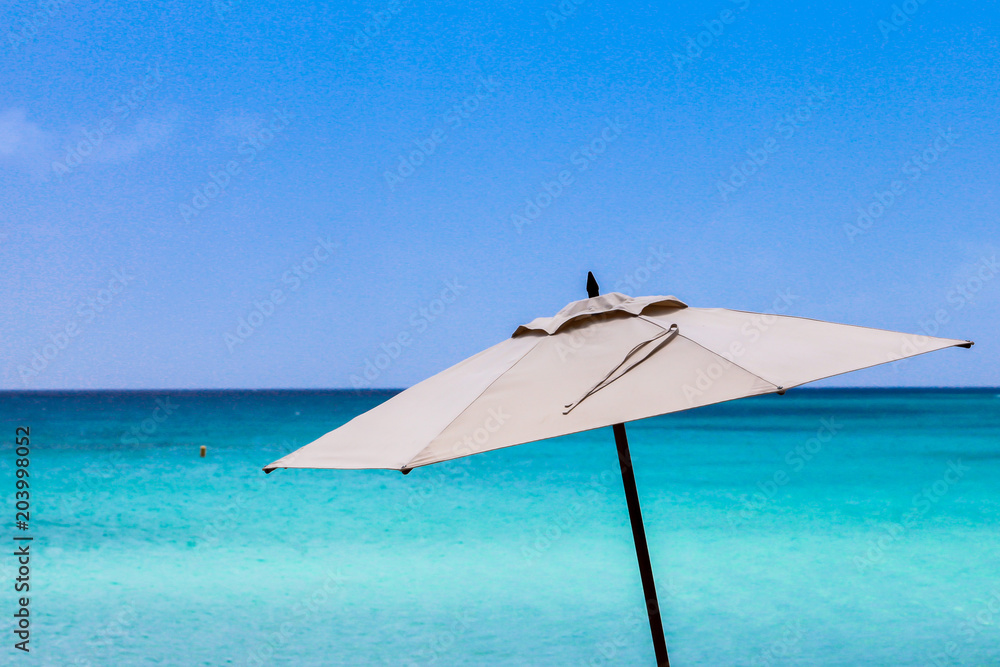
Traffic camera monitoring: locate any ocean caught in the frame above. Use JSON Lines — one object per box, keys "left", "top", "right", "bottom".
{"left": 1, "top": 388, "right": 998, "bottom": 666}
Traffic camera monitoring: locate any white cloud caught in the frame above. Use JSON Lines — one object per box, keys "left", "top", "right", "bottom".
{"left": 0, "top": 107, "right": 180, "bottom": 181}
{"left": 0, "top": 108, "right": 56, "bottom": 179}
{"left": 95, "top": 114, "right": 176, "bottom": 164}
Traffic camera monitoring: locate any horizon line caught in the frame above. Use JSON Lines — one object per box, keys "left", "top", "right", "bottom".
{"left": 2, "top": 385, "right": 998, "bottom": 394}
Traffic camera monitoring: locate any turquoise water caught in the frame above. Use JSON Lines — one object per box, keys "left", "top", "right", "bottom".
{"left": 1, "top": 389, "right": 998, "bottom": 666}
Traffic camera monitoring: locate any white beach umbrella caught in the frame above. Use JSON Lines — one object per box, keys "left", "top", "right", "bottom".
{"left": 264, "top": 273, "right": 972, "bottom": 666}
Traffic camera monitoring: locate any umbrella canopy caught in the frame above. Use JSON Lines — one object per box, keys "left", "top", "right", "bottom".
{"left": 264, "top": 280, "right": 973, "bottom": 666}
{"left": 264, "top": 291, "right": 971, "bottom": 474}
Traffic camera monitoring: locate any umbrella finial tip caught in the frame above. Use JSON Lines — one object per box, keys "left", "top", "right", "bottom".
{"left": 587, "top": 271, "right": 600, "bottom": 298}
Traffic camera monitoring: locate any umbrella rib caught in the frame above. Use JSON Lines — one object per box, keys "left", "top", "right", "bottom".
{"left": 737, "top": 339, "right": 972, "bottom": 392}
{"left": 676, "top": 333, "right": 783, "bottom": 391}
{"left": 675, "top": 314, "right": 972, "bottom": 391}
{"left": 714, "top": 307, "right": 972, "bottom": 344}
{"left": 401, "top": 335, "right": 545, "bottom": 470}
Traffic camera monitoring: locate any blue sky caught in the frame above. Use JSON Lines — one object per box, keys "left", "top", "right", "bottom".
{"left": 1, "top": 0, "right": 997, "bottom": 389}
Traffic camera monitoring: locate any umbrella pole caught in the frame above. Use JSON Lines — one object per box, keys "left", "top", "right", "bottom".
{"left": 587, "top": 271, "right": 669, "bottom": 664}
{"left": 613, "top": 422, "right": 670, "bottom": 667}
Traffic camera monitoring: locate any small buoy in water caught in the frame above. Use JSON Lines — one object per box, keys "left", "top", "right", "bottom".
{"left": 200, "top": 445, "right": 207, "bottom": 458}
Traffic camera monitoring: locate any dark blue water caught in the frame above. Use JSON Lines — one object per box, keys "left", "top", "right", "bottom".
{"left": 1, "top": 389, "right": 998, "bottom": 665}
